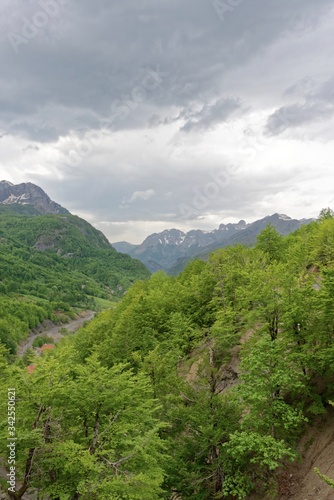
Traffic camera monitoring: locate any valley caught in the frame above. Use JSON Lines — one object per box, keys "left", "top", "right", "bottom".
{"left": 2, "top": 1, "right": 332, "bottom": 498}
{"left": 1, "top": 184, "right": 334, "bottom": 499}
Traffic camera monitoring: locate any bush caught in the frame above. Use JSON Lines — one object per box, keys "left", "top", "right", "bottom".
{"left": 32, "top": 336, "right": 55, "bottom": 348}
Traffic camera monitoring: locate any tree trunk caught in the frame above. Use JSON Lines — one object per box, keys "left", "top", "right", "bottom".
{"left": 8, "top": 405, "right": 46, "bottom": 499}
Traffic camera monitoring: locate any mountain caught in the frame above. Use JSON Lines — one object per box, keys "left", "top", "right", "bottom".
{"left": 0, "top": 180, "right": 69, "bottom": 215}
{"left": 0, "top": 180, "right": 151, "bottom": 311}
{"left": 0, "top": 206, "right": 149, "bottom": 289}
{"left": 112, "top": 241, "right": 138, "bottom": 254}
{"left": 114, "top": 214, "right": 314, "bottom": 274}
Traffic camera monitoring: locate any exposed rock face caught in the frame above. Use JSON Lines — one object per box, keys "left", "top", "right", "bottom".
{"left": 0, "top": 180, "right": 69, "bottom": 215}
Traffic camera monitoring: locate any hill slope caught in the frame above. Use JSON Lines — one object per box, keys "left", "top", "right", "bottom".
{"left": 0, "top": 206, "right": 150, "bottom": 353}
{"left": 0, "top": 206, "right": 150, "bottom": 291}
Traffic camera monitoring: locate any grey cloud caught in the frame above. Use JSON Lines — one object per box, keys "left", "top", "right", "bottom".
{"left": 22, "top": 144, "right": 40, "bottom": 151}
{"left": 148, "top": 97, "right": 242, "bottom": 129}
{"left": 9, "top": 121, "right": 60, "bottom": 143}
{"left": 180, "top": 97, "right": 241, "bottom": 132}
{"left": 316, "top": 77, "right": 334, "bottom": 104}
{"left": 265, "top": 75, "right": 334, "bottom": 136}
{"left": 1, "top": 0, "right": 334, "bottom": 243}
{"left": 265, "top": 102, "right": 334, "bottom": 135}
{"left": 283, "top": 77, "right": 318, "bottom": 99}
{"left": 128, "top": 189, "right": 156, "bottom": 203}
{"left": 28, "top": 153, "right": 303, "bottom": 227}
{"left": 1, "top": 0, "right": 333, "bottom": 141}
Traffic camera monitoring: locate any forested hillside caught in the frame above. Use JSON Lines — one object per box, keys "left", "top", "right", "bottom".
{"left": 0, "top": 207, "right": 149, "bottom": 354}
{"left": 1, "top": 209, "right": 334, "bottom": 499}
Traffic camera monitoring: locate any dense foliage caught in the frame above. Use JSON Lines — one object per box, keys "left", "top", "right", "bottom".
{"left": 0, "top": 208, "right": 149, "bottom": 292}
{"left": 1, "top": 211, "right": 334, "bottom": 499}
{"left": 0, "top": 208, "right": 150, "bottom": 353}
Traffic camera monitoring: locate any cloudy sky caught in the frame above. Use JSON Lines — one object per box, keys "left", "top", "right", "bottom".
{"left": 1, "top": 0, "right": 334, "bottom": 243}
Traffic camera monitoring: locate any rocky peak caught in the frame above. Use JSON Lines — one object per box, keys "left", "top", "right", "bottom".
{"left": 140, "top": 229, "right": 186, "bottom": 249}
{"left": 218, "top": 219, "right": 247, "bottom": 231}
{"left": 0, "top": 181, "right": 69, "bottom": 215}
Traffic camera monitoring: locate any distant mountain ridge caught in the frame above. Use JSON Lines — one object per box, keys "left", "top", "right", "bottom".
{"left": 0, "top": 180, "right": 69, "bottom": 215}
{"left": 112, "top": 213, "right": 314, "bottom": 274}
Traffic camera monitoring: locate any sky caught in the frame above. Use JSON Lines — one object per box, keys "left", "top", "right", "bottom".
{"left": 1, "top": 0, "right": 334, "bottom": 243}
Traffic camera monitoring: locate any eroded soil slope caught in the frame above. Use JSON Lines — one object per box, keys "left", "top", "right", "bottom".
{"left": 250, "top": 406, "right": 334, "bottom": 500}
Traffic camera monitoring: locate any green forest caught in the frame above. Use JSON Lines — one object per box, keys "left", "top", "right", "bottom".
{"left": 0, "top": 208, "right": 149, "bottom": 354}
{"left": 1, "top": 209, "right": 334, "bottom": 499}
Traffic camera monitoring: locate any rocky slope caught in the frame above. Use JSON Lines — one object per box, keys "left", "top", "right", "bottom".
{"left": 0, "top": 180, "right": 69, "bottom": 215}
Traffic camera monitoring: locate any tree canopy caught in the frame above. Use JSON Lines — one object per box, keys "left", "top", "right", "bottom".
{"left": 1, "top": 212, "right": 334, "bottom": 498}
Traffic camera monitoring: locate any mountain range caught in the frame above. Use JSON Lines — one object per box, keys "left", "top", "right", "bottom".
{"left": 113, "top": 213, "right": 314, "bottom": 274}
{"left": 0, "top": 180, "right": 315, "bottom": 276}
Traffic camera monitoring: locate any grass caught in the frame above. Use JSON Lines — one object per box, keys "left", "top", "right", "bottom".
{"left": 93, "top": 297, "right": 118, "bottom": 310}
{"left": 19, "top": 294, "right": 50, "bottom": 303}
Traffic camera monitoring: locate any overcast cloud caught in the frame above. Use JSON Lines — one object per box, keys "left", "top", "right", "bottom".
{"left": 1, "top": 0, "right": 334, "bottom": 242}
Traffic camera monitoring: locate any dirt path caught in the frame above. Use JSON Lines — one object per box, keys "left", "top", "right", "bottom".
{"left": 17, "top": 310, "right": 96, "bottom": 356}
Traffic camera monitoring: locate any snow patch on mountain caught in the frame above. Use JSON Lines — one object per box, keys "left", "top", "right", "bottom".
{"left": 0, "top": 181, "right": 69, "bottom": 215}
{"left": 278, "top": 214, "right": 292, "bottom": 221}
